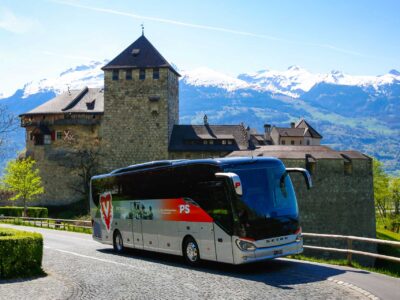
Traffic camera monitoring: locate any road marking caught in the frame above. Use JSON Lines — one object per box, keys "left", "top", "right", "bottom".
{"left": 327, "top": 278, "right": 379, "bottom": 300}
{"left": 44, "top": 234, "right": 93, "bottom": 243}
{"left": 44, "top": 246, "right": 173, "bottom": 279}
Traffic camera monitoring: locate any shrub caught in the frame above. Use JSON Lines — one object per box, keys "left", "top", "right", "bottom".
{"left": 0, "top": 207, "right": 48, "bottom": 218}
{"left": 0, "top": 227, "right": 43, "bottom": 279}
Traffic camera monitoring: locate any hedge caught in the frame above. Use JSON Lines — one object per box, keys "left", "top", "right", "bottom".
{"left": 0, "top": 227, "right": 43, "bottom": 279}
{"left": 0, "top": 207, "right": 48, "bottom": 218}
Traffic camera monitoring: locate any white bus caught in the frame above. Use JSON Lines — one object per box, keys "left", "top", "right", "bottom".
{"left": 90, "top": 157, "right": 312, "bottom": 265}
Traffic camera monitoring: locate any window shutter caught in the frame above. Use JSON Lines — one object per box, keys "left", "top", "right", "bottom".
{"left": 51, "top": 131, "right": 56, "bottom": 141}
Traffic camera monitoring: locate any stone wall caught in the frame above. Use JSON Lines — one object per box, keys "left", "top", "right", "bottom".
{"left": 20, "top": 123, "right": 101, "bottom": 206}
{"left": 169, "top": 151, "right": 229, "bottom": 160}
{"left": 282, "top": 157, "right": 376, "bottom": 264}
{"left": 100, "top": 68, "right": 179, "bottom": 171}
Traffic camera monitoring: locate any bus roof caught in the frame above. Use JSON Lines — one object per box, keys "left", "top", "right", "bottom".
{"left": 91, "top": 157, "right": 282, "bottom": 180}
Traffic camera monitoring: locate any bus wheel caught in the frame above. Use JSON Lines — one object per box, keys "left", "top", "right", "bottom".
{"left": 113, "top": 230, "right": 124, "bottom": 253}
{"left": 183, "top": 237, "right": 200, "bottom": 266}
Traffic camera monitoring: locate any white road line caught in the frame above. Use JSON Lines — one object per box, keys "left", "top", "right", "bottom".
{"left": 44, "top": 235, "right": 94, "bottom": 243}
{"left": 44, "top": 246, "right": 173, "bottom": 279}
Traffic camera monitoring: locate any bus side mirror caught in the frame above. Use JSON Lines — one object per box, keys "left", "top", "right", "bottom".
{"left": 285, "top": 168, "right": 313, "bottom": 189}
{"left": 215, "top": 172, "right": 243, "bottom": 195}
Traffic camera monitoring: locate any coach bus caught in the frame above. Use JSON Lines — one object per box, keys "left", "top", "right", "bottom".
{"left": 90, "top": 157, "right": 312, "bottom": 265}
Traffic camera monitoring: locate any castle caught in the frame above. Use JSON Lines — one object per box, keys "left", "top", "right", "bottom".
{"left": 19, "top": 33, "right": 376, "bottom": 250}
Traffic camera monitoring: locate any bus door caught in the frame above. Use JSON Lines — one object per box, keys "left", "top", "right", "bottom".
{"left": 131, "top": 201, "right": 144, "bottom": 249}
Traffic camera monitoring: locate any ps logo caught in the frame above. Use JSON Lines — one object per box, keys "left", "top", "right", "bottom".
{"left": 179, "top": 204, "right": 190, "bottom": 214}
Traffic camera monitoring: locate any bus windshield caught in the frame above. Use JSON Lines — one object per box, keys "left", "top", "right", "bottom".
{"left": 225, "top": 163, "right": 299, "bottom": 240}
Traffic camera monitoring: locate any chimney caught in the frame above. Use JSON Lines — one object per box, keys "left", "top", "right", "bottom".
{"left": 290, "top": 122, "right": 295, "bottom": 128}
{"left": 264, "top": 124, "right": 271, "bottom": 135}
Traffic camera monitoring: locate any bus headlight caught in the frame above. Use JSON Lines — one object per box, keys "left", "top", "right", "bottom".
{"left": 236, "top": 239, "right": 256, "bottom": 251}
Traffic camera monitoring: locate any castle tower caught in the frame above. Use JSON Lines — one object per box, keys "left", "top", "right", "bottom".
{"left": 100, "top": 34, "right": 180, "bottom": 170}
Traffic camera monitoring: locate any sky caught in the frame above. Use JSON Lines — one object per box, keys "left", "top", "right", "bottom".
{"left": 0, "top": 0, "right": 400, "bottom": 96}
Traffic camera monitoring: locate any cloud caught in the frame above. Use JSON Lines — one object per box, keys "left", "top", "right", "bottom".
{"left": 42, "top": 50, "right": 93, "bottom": 61}
{"left": 49, "top": 0, "right": 290, "bottom": 42}
{"left": 51, "top": 0, "right": 368, "bottom": 58}
{"left": 0, "top": 7, "right": 38, "bottom": 34}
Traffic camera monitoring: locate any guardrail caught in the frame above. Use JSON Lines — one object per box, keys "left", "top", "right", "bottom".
{"left": 302, "top": 232, "right": 400, "bottom": 264}
{"left": 0, "top": 216, "right": 91, "bottom": 231}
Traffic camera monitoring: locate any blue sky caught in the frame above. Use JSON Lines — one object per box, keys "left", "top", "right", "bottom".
{"left": 1, "top": 0, "right": 399, "bottom": 95}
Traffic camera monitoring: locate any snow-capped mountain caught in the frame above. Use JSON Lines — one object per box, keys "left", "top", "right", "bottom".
{"left": 4, "top": 60, "right": 399, "bottom": 101}
{"left": 180, "top": 67, "right": 250, "bottom": 92}
{"left": 183, "top": 65, "right": 400, "bottom": 98}
{"left": 0, "top": 61, "right": 399, "bottom": 174}
{"left": 20, "top": 60, "right": 106, "bottom": 99}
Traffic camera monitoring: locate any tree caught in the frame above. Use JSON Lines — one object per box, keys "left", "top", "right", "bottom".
{"left": 0, "top": 105, "right": 18, "bottom": 157}
{"left": 2, "top": 158, "right": 44, "bottom": 216}
{"left": 390, "top": 177, "right": 400, "bottom": 216}
{"left": 69, "top": 148, "right": 102, "bottom": 211}
{"left": 373, "top": 159, "right": 390, "bottom": 220}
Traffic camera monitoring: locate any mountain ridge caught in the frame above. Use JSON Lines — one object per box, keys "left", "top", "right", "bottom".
{"left": 0, "top": 61, "right": 399, "bottom": 174}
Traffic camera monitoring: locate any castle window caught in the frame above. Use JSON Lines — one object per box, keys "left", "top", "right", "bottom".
{"left": 341, "top": 155, "right": 353, "bottom": 176}
{"left": 344, "top": 161, "right": 353, "bottom": 175}
{"left": 291, "top": 140, "right": 295, "bottom": 145}
{"left": 112, "top": 69, "right": 119, "bottom": 80}
{"left": 126, "top": 69, "right": 132, "bottom": 80}
{"left": 139, "top": 68, "right": 146, "bottom": 80}
{"left": 153, "top": 68, "right": 159, "bottom": 79}
{"left": 56, "top": 131, "right": 63, "bottom": 140}
{"left": 281, "top": 140, "right": 286, "bottom": 145}
{"left": 44, "top": 135, "right": 51, "bottom": 145}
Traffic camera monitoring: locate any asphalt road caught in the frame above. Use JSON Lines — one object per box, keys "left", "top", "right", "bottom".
{"left": 1, "top": 224, "right": 399, "bottom": 300}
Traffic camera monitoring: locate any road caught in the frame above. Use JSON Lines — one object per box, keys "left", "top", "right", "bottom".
{"left": 1, "top": 224, "right": 399, "bottom": 300}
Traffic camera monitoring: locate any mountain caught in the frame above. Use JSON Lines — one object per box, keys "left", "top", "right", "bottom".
{"left": 1, "top": 62, "right": 399, "bottom": 174}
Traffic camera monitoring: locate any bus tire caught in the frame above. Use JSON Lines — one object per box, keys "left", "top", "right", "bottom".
{"left": 113, "top": 230, "right": 124, "bottom": 253}
{"left": 183, "top": 236, "right": 200, "bottom": 266}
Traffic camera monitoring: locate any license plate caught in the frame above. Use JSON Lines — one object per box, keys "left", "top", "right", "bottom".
{"left": 273, "top": 250, "right": 283, "bottom": 255}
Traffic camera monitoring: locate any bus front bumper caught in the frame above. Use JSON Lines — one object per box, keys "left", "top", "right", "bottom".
{"left": 233, "top": 239, "right": 303, "bottom": 264}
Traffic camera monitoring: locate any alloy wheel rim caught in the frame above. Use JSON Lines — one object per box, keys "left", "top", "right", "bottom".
{"left": 186, "top": 242, "right": 198, "bottom": 262}
{"left": 116, "top": 234, "right": 123, "bottom": 251}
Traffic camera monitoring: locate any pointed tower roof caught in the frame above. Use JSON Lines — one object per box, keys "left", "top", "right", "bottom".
{"left": 102, "top": 35, "right": 180, "bottom": 76}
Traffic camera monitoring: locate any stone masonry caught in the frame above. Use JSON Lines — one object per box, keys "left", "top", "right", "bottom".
{"left": 100, "top": 68, "right": 178, "bottom": 170}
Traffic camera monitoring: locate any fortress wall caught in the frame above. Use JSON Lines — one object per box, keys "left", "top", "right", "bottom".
{"left": 283, "top": 157, "right": 376, "bottom": 264}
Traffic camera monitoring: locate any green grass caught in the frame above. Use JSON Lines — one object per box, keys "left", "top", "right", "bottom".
{"left": 376, "top": 228, "right": 400, "bottom": 241}
{"left": 374, "top": 227, "right": 400, "bottom": 276}
{"left": 290, "top": 254, "right": 400, "bottom": 278}
{"left": 0, "top": 218, "right": 92, "bottom": 234}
